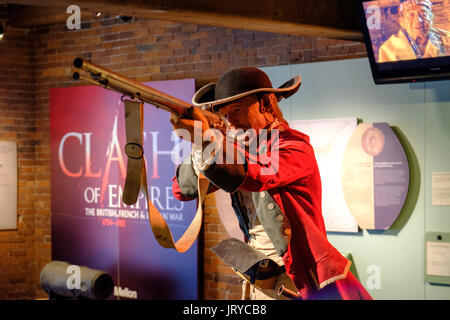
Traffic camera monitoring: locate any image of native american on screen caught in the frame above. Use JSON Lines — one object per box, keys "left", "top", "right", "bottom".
{"left": 364, "top": 0, "right": 450, "bottom": 62}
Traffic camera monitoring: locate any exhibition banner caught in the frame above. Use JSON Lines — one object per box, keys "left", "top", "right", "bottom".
{"left": 50, "top": 79, "right": 198, "bottom": 299}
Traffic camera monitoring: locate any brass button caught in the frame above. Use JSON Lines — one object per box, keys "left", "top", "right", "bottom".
{"left": 276, "top": 214, "right": 284, "bottom": 222}
{"left": 284, "top": 228, "right": 291, "bottom": 236}
{"left": 267, "top": 203, "right": 275, "bottom": 210}
{"left": 259, "top": 191, "right": 266, "bottom": 198}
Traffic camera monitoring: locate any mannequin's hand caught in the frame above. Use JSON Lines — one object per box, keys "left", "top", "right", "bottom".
{"left": 170, "top": 107, "right": 211, "bottom": 144}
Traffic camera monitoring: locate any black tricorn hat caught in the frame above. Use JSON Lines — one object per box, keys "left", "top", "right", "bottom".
{"left": 192, "top": 67, "right": 301, "bottom": 111}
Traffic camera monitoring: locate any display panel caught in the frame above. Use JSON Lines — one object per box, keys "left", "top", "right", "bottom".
{"left": 289, "top": 118, "right": 359, "bottom": 233}
{"left": 341, "top": 123, "right": 410, "bottom": 230}
{"left": 359, "top": 0, "right": 450, "bottom": 84}
{"left": 50, "top": 79, "right": 198, "bottom": 299}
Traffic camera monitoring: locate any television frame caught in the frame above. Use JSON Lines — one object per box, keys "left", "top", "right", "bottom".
{"left": 357, "top": 0, "right": 450, "bottom": 84}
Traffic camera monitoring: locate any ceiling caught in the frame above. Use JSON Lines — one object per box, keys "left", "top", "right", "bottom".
{"left": 2, "top": 0, "right": 364, "bottom": 41}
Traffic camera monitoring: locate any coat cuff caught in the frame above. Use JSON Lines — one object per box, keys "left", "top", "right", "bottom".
{"left": 198, "top": 134, "right": 246, "bottom": 193}
{"left": 175, "top": 162, "right": 199, "bottom": 199}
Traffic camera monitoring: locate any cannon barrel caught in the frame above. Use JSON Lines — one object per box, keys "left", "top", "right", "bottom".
{"left": 40, "top": 261, "right": 114, "bottom": 300}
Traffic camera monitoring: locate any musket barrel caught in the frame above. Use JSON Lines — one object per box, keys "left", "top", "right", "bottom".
{"left": 74, "top": 58, "right": 190, "bottom": 115}
{"left": 277, "top": 285, "right": 301, "bottom": 299}
{"left": 73, "top": 58, "right": 221, "bottom": 122}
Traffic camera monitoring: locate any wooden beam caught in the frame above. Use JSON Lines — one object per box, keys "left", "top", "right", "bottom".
{"left": 6, "top": 0, "right": 363, "bottom": 41}
{"left": 7, "top": 5, "right": 97, "bottom": 28}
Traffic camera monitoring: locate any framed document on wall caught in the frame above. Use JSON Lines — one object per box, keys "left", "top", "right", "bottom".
{"left": 426, "top": 232, "right": 450, "bottom": 285}
{"left": 0, "top": 141, "right": 17, "bottom": 230}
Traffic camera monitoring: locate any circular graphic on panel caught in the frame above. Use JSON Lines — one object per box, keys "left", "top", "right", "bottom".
{"left": 341, "top": 123, "right": 410, "bottom": 230}
{"left": 361, "top": 127, "right": 385, "bottom": 156}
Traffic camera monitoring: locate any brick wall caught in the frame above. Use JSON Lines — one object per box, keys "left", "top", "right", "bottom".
{"left": 0, "top": 10, "right": 367, "bottom": 299}
{"left": 0, "top": 11, "right": 38, "bottom": 298}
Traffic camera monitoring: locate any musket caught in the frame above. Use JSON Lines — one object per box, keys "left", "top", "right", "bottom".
{"left": 72, "top": 57, "right": 222, "bottom": 124}
{"left": 72, "top": 58, "right": 214, "bottom": 253}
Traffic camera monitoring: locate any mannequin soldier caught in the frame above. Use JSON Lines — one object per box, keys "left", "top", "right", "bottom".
{"left": 170, "top": 67, "right": 372, "bottom": 300}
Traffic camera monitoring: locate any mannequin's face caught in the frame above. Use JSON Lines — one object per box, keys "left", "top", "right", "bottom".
{"left": 400, "top": 5, "right": 432, "bottom": 44}
{"left": 219, "top": 95, "right": 269, "bottom": 131}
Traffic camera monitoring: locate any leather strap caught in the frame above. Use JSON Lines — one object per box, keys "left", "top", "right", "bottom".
{"left": 123, "top": 99, "right": 209, "bottom": 253}
{"left": 123, "top": 100, "right": 144, "bottom": 205}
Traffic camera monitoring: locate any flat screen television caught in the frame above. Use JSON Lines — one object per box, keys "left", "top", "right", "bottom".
{"left": 358, "top": 0, "right": 450, "bottom": 84}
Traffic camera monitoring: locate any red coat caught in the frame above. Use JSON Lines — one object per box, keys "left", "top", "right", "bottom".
{"left": 173, "top": 123, "right": 372, "bottom": 300}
